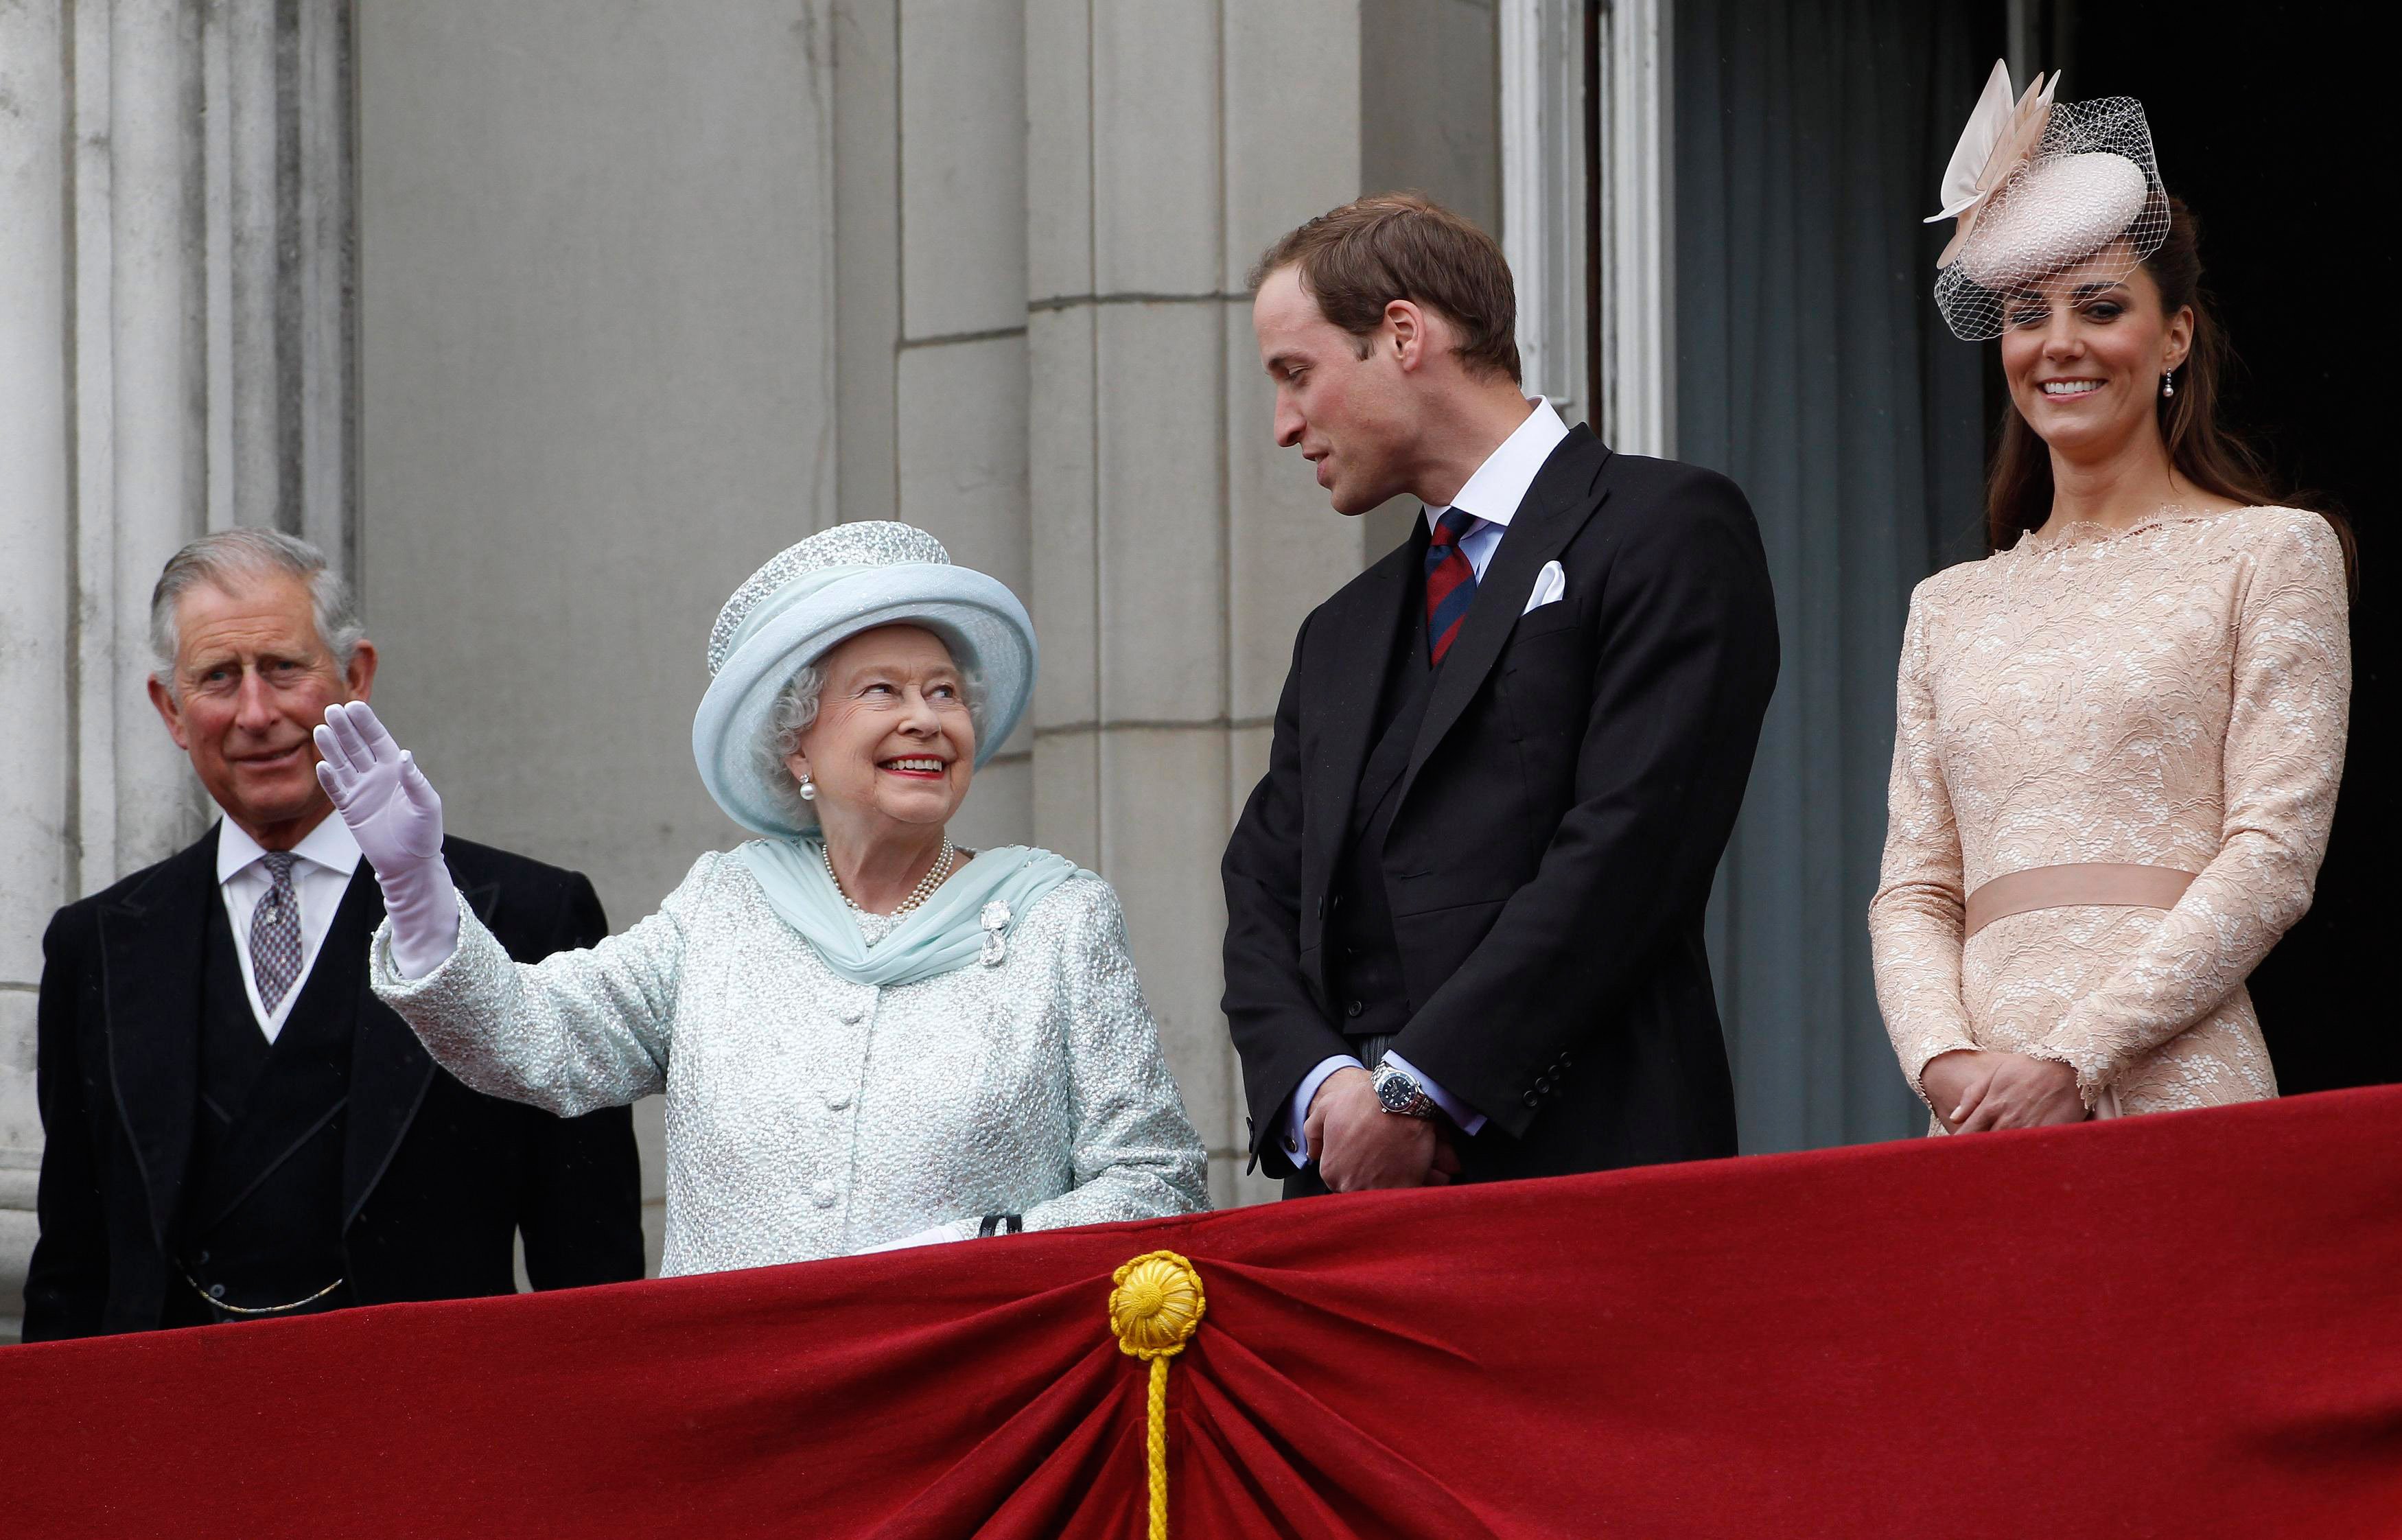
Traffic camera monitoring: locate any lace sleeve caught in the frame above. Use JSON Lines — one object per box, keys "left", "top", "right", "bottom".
{"left": 1869, "top": 583, "right": 1983, "bottom": 1105}
{"left": 2034, "top": 513, "right": 2353, "bottom": 1100}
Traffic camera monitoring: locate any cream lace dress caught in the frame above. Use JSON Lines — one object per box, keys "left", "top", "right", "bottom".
{"left": 1870, "top": 506, "right": 2351, "bottom": 1121}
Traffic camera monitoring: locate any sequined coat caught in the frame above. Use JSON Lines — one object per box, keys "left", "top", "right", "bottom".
{"left": 369, "top": 852, "right": 1209, "bottom": 1276}
{"left": 1869, "top": 506, "right": 2351, "bottom": 1121}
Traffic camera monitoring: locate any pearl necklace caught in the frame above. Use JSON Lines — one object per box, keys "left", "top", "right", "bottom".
{"left": 823, "top": 837, "right": 957, "bottom": 918}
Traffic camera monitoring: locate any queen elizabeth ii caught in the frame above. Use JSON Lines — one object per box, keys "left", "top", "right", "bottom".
{"left": 313, "top": 522, "right": 1209, "bottom": 1274}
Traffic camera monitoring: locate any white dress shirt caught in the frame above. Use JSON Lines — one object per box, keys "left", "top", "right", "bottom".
{"left": 1281, "top": 399, "right": 1573, "bottom": 1165}
{"left": 1430, "top": 396, "right": 1571, "bottom": 580}
{"left": 216, "top": 810, "right": 366, "bottom": 1042}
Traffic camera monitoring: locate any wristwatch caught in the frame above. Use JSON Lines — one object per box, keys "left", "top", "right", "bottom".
{"left": 1372, "top": 1060, "right": 1436, "bottom": 1119}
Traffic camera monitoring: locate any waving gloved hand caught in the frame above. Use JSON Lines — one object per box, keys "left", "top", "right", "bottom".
{"left": 314, "top": 701, "right": 460, "bottom": 977}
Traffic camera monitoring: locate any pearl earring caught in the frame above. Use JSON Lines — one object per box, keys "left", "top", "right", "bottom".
{"left": 2162, "top": 369, "right": 2176, "bottom": 399}
{"left": 798, "top": 774, "right": 816, "bottom": 802}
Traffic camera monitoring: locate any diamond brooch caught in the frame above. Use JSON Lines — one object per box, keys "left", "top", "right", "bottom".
{"left": 980, "top": 899, "right": 1012, "bottom": 966}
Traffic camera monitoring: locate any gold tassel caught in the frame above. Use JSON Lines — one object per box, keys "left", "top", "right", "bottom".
{"left": 1107, "top": 1250, "right": 1206, "bottom": 1540}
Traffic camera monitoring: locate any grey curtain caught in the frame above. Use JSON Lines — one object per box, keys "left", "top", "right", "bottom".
{"left": 1673, "top": 0, "right": 1999, "bottom": 1151}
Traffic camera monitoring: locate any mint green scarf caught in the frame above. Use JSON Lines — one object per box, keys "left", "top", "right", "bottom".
{"left": 734, "top": 838, "right": 1089, "bottom": 988}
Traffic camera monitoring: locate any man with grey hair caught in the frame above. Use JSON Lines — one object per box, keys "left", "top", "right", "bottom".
{"left": 23, "top": 529, "right": 643, "bottom": 1339}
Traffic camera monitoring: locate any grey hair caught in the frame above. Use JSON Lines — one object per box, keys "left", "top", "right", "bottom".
{"left": 149, "top": 528, "right": 364, "bottom": 694}
{"left": 758, "top": 649, "right": 986, "bottom": 825}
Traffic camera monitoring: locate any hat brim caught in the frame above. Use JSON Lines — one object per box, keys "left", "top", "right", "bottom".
{"left": 692, "top": 565, "right": 1036, "bottom": 839}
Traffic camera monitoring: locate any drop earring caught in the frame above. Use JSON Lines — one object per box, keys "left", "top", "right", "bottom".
{"left": 2161, "top": 369, "right": 2176, "bottom": 398}
{"left": 799, "top": 773, "right": 816, "bottom": 802}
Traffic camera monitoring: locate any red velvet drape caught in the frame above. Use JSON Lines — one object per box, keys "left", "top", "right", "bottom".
{"left": 7, "top": 1087, "right": 2399, "bottom": 1538}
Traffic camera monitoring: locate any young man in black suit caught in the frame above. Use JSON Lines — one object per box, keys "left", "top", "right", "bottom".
{"left": 1224, "top": 194, "right": 1780, "bottom": 1196}
{"left": 23, "top": 530, "right": 644, "bottom": 1340}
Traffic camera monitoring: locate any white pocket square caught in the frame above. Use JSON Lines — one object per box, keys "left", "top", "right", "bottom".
{"left": 1521, "top": 560, "right": 1567, "bottom": 615}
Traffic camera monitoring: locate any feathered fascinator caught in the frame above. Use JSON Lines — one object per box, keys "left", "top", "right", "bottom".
{"left": 1926, "top": 60, "right": 2168, "bottom": 340}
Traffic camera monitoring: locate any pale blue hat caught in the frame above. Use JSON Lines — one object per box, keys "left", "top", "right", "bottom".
{"left": 692, "top": 522, "right": 1036, "bottom": 839}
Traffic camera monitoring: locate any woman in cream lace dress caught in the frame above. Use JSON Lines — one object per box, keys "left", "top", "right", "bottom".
{"left": 1871, "top": 75, "right": 2352, "bottom": 1133}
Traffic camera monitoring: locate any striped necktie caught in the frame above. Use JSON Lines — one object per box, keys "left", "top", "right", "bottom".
{"left": 1424, "top": 506, "right": 1481, "bottom": 666}
{"left": 250, "top": 851, "right": 305, "bottom": 1012}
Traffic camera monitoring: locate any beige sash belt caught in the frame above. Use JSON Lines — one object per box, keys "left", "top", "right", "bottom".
{"left": 1963, "top": 862, "right": 2199, "bottom": 938}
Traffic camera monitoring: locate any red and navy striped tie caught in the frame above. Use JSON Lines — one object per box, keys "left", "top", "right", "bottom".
{"left": 1424, "top": 506, "right": 1481, "bottom": 666}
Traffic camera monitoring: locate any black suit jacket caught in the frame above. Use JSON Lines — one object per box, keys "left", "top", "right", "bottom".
{"left": 22, "top": 826, "right": 646, "bottom": 1340}
{"left": 1223, "top": 428, "right": 1780, "bottom": 1182}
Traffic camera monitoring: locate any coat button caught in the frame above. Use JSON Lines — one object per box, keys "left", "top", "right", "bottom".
{"left": 196, "top": 1249, "right": 210, "bottom": 1264}
{"left": 825, "top": 1091, "right": 852, "bottom": 1112}
{"left": 208, "top": 1283, "right": 226, "bottom": 1298}
{"left": 1521, "top": 1090, "right": 1541, "bottom": 1108}
{"left": 839, "top": 1003, "right": 865, "bottom": 1025}
{"left": 812, "top": 1184, "right": 837, "bottom": 1209}
{"left": 1346, "top": 1000, "right": 1364, "bottom": 1018}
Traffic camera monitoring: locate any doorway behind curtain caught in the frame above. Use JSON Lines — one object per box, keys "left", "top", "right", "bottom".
{"left": 1673, "top": 0, "right": 2004, "bottom": 1151}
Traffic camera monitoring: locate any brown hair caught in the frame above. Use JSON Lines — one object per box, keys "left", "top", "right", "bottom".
{"left": 1248, "top": 192, "right": 1521, "bottom": 382}
{"left": 1984, "top": 194, "right": 2356, "bottom": 587}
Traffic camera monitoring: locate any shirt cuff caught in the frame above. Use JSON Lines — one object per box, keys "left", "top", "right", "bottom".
{"left": 1381, "top": 1050, "right": 1488, "bottom": 1136}
{"left": 1283, "top": 1054, "right": 1365, "bottom": 1164}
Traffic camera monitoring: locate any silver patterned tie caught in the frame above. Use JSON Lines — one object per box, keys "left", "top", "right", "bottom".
{"left": 250, "top": 851, "right": 304, "bottom": 1012}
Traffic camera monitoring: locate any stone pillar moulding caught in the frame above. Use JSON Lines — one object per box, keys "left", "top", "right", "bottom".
{"left": 1594, "top": 0, "right": 1675, "bottom": 456}
{"left": 0, "top": 0, "right": 360, "bottom": 1340}
{"left": 1500, "top": 0, "right": 1591, "bottom": 425}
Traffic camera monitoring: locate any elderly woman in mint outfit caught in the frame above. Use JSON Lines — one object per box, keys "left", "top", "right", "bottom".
{"left": 312, "top": 522, "right": 1207, "bottom": 1276}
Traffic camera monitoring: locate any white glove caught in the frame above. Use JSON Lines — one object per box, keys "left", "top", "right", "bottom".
{"left": 314, "top": 701, "right": 460, "bottom": 979}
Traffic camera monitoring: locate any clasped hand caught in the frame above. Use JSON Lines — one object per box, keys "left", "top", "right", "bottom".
{"left": 1305, "top": 1066, "right": 1462, "bottom": 1191}
{"left": 1920, "top": 1049, "right": 2088, "bottom": 1134}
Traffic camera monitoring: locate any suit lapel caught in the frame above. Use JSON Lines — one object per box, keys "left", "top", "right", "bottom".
{"left": 1301, "top": 526, "right": 1425, "bottom": 905}
{"left": 98, "top": 830, "right": 219, "bottom": 1253}
{"left": 1395, "top": 429, "right": 1613, "bottom": 816}
{"left": 340, "top": 863, "right": 498, "bottom": 1228}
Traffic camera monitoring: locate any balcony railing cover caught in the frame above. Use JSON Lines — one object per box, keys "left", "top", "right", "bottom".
{"left": 5, "top": 1086, "right": 2398, "bottom": 1537}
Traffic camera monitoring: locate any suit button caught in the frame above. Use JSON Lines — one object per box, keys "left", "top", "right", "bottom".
{"left": 208, "top": 1283, "right": 226, "bottom": 1299}
{"left": 839, "top": 1003, "right": 865, "bottom": 1025}
{"left": 813, "top": 1184, "right": 838, "bottom": 1209}
{"left": 1521, "top": 1090, "right": 1541, "bottom": 1108}
{"left": 1346, "top": 1000, "right": 1364, "bottom": 1018}
{"left": 826, "top": 1091, "right": 852, "bottom": 1112}
{"left": 196, "top": 1250, "right": 210, "bottom": 1264}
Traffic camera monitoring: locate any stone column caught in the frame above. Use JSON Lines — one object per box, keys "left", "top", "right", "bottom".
{"left": 0, "top": 0, "right": 358, "bottom": 1339}
{"left": 894, "top": 0, "right": 1034, "bottom": 849}
{"left": 1025, "top": 1, "right": 1379, "bottom": 1208}
{"left": 0, "top": 0, "right": 74, "bottom": 1333}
